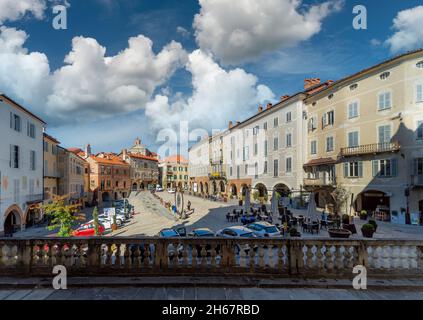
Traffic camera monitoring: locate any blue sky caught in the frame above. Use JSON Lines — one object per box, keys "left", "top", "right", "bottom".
{"left": 1, "top": 0, "right": 423, "bottom": 155}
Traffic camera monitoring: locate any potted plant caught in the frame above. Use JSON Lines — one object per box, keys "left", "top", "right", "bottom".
{"left": 328, "top": 228, "right": 352, "bottom": 239}
{"left": 359, "top": 210, "right": 368, "bottom": 220}
{"left": 368, "top": 219, "right": 378, "bottom": 232}
{"left": 342, "top": 214, "right": 350, "bottom": 225}
{"left": 361, "top": 223, "right": 375, "bottom": 238}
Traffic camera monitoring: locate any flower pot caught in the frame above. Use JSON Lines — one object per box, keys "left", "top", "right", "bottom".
{"left": 361, "top": 228, "right": 375, "bottom": 238}
{"left": 328, "top": 228, "right": 352, "bottom": 239}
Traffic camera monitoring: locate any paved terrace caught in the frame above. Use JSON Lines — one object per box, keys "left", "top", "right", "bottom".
{"left": 12, "top": 191, "right": 423, "bottom": 239}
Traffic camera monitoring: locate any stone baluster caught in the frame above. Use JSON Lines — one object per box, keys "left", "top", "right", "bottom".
{"left": 240, "top": 247, "right": 247, "bottom": 268}
{"left": 371, "top": 246, "right": 381, "bottom": 269}
{"left": 268, "top": 245, "right": 274, "bottom": 268}
{"left": 334, "top": 245, "right": 343, "bottom": 272}
{"left": 381, "top": 246, "right": 392, "bottom": 270}
{"left": 124, "top": 244, "right": 131, "bottom": 269}
{"left": 182, "top": 245, "right": 189, "bottom": 267}
{"left": 324, "top": 245, "right": 334, "bottom": 273}
{"left": 408, "top": 245, "right": 418, "bottom": 269}
{"left": 391, "top": 246, "right": 401, "bottom": 269}
{"left": 115, "top": 243, "right": 121, "bottom": 267}
{"left": 192, "top": 246, "right": 198, "bottom": 268}
{"left": 277, "top": 245, "right": 284, "bottom": 270}
{"left": 306, "top": 245, "right": 314, "bottom": 270}
{"left": 343, "top": 246, "right": 353, "bottom": 270}
{"left": 143, "top": 244, "right": 149, "bottom": 267}
{"left": 258, "top": 245, "right": 265, "bottom": 269}
{"left": 400, "top": 246, "right": 411, "bottom": 269}
{"left": 210, "top": 246, "right": 217, "bottom": 268}
{"left": 316, "top": 244, "right": 324, "bottom": 272}
{"left": 249, "top": 244, "right": 256, "bottom": 271}
{"left": 200, "top": 245, "right": 207, "bottom": 268}
{"left": 134, "top": 245, "right": 141, "bottom": 267}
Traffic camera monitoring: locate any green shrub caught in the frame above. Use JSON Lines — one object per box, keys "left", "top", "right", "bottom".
{"left": 368, "top": 219, "right": 378, "bottom": 230}
{"left": 361, "top": 223, "right": 375, "bottom": 232}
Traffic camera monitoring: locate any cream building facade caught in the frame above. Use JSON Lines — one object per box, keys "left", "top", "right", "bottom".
{"left": 304, "top": 49, "right": 423, "bottom": 221}
{"left": 0, "top": 95, "right": 45, "bottom": 235}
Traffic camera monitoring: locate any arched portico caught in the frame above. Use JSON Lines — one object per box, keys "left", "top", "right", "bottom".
{"left": 3, "top": 205, "right": 24, "bottom": 236}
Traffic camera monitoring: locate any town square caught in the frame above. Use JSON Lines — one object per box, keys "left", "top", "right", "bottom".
{"left": 1, "top": 0, "right": 423, "bottom": 307}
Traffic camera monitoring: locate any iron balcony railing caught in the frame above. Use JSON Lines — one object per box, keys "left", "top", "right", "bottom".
{"left": 340, "top": 141, "right": 400, "bottom": 157}
{"left": 208, "top": 172, "right": 227, "bottom": 180}
{"left": 303, "top": 176, "right": 336, "bottom": 187}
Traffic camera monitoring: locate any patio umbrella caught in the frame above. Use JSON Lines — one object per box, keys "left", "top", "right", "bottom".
{"left": 306, "top": 192, "right": 319, "bottom": 223}
{"left": 244, "top": 187, "right": 251, "bottom": 213}
{"left": 271, "top": 189, "right": 278, "bottom": 216}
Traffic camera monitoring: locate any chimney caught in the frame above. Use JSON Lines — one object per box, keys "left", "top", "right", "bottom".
{"left": 304, "top": 78, "right": 321, "bottom": 90}
{"left": 236, "top": 121, "right": 241, "bottom": 126}
{"left": 327, "top": 80, "right": 334, "bottom": 85}
{"left": 122, "top": 149, "right": 127, "bottom": 160}
{"left": 85, "top": 144, "right": 91, "bottom": 158}
{"left": 266, "top": 103, "right": 273, "bottom": 110}
{"left": 258, "top": 105, "right": 263, "bottom": 113}
{"left": 280, "top": 95, "right": 290, "bottom": 101}
{"left": 228, "top": 121, "right": 233, "bottom": 129}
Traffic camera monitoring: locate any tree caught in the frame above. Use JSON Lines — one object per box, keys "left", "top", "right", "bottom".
{"left": 43, "top": 195, "right": 85, "bottom": 237}
{"left": 92, "top": 206, "right": 100, "bottom": 236}
{"left": 331, "top": 185, "right": 351, "bottom": 216}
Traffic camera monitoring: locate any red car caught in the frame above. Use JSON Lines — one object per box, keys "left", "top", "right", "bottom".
{"left": 72, "top": 222, "right": 105, "bottom": 237}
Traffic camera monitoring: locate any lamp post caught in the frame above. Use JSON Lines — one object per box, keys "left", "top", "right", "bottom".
{"left": 405, "top": 187, "right": 411, "bottom": 225}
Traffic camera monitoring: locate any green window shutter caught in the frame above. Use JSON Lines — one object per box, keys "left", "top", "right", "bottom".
{"left": 392, "top": 159, "right": 398, "bottom": 177}
{"left": 344, "top": 163, "right": 349, "bottom": 178}
{"left": 358, "top": 161, "right": 363, "bottom": 178}
{"left": 372, "top": 160, "right": 379, "bottom": 177}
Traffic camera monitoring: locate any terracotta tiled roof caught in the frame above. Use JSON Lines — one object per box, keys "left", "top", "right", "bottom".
{"left": 68, "top": 148, "right": 83, "bottom": 154}
{"left": 127, "top": 153, "right": 158, "bottom": 162}
{"left": 90, "top": 155, "right": 129, "bottom": 166}
{"left": 303, "top": 158, "right": 337, "bottom": 167}
{"left": 162, "top": 155, "right": 188, "bottom": 164}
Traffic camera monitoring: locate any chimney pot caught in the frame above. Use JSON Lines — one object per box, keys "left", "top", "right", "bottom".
{"left": 304, "top": 78, "right": 321, "bottom": 90}
{"left": 228, "top": 121, "right": 233, "bottom": 129}
{"left": 258, "top": 105, "right": 263, "bottom": 113}
{"left": 266, "top": 103, "right": 273, "bottom": 109}
{"left": 280, "top": 95, "right": 290, "bottom": 101}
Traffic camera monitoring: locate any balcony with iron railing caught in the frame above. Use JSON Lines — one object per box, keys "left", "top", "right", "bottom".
{"left": 44, "top": 169, "right": 61, "bottom": 178}
{"left": 303, "top": 176, "right": 336, "bottom": 187}
{"left": 340, "top": 141, "right": 400, "bottom": 157}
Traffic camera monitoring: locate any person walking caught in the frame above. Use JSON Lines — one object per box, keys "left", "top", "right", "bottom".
{"left": 187, "top": 200, "right": 191, "bottom": 211}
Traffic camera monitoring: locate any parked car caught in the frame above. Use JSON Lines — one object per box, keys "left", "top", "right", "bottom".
{"left": 167, "top": 188, "right": 176, "bottom": 194}
{"left": 156, "top": 186, "right": 164, "bottom": 192}
{"left": 246, "top": 222, "right": 281, "bottom": 238}
{"left": 73, "top": 222, "right": 105, "bottom": 237}
{"left": 98, "top": 213, "right": 125, "bottom": 227}
{"left": 215, "top": 226, "right": 256, "bottom": 238}
{"left": 188, "top": 228, "right": 215, "bottom": 237}
{"left": 88, "top": 218, "right": 112, "bottom": 230}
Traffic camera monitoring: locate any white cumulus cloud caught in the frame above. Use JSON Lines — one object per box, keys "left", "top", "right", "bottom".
{"left": 46, "top": 35, "right": 188, "bottom": 120}
{"left": 193, "top": 0, "right": 343, "bottom": 64}
{"left": 0, "top": 26, "right": 51, "bottom": 107}
{"left": 0, "top": 0, "right": 46, "bottom": 24}
{"left": 386, "top": 6, "right": 423, "bottom": 53}
{"left": 145, "top": 49, "right": 274, "bottom": 131}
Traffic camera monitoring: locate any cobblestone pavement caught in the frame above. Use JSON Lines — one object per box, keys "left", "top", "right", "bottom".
{"left": 0, "top": 287, "right": 423, "bottom": 300}
{"left": 10, "top": 191, "right": 423, "bottom": 239}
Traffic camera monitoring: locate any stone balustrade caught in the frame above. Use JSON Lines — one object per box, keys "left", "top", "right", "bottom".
{"left": 0, "top": 238, "right": 422, "bottom": 277}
